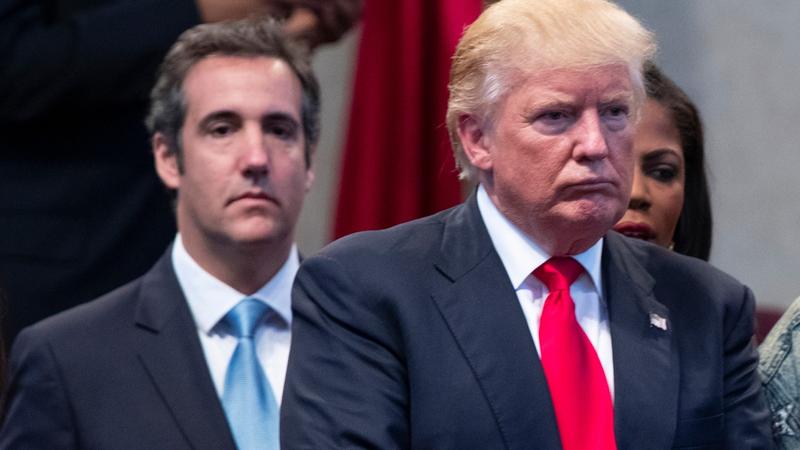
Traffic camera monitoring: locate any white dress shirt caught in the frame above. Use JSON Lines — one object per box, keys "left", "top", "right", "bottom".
{"left": 172, "top": 235, "right": 296, "bottom": 405}
{"left": 476, "top": 186, "right": 615, "bottom": 397}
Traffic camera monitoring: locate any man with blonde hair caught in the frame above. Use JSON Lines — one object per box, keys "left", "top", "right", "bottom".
{"left": 281, "top": 0, "right": 773, "bottom": 448}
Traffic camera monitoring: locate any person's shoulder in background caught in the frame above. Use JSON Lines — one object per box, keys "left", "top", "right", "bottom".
{"left": 760, "top": 295, "right": 800, "bottom": 448}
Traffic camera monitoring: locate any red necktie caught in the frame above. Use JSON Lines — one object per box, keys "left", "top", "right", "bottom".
{"left": 535, "top": 257, "right": 616, "bottom": 450}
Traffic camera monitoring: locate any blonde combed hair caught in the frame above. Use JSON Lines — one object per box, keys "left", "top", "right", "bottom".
{"left": 447, "top": 0, "right": 656, "bottom": 180}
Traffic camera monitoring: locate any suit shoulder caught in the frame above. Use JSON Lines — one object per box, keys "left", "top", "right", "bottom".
{"left": 608, "top": 232, "right": 749, "bottom": 303}
{"left": 295, "top": 206, "right": 464, "bottom": 309}
{"left": 318, "top": 206, "right": 456, "bottom": 263}
{"left": 16, "top": 276, "right": 143, "bottom": 346}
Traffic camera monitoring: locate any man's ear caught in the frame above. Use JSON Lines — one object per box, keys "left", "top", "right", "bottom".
{"left": 304, "top": 167, "right": 315, "bottom": 192}
{"left": 303, "top": 145, "right": 316, "bottom": 192}
{"left": 457, "top": 114, "right": 493, "bottom": 171}
{"left": 153, "top": 132, "right": 180, "bottom": 190}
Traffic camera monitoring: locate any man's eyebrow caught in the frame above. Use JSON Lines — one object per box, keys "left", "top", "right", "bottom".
{"left": 520, "top": 99, "right": 575, "bottom": 121}
{"left": 261, "top": 111, "right": 300, "bottom": 125}
{"left": 599, "top": 89, "right": 635, "bottom": 104}
{"left": 198, "top": 110, "right": 240, "bottom": 129}
{"left": 527, "top": 92, "right": 577, "bottom": 109}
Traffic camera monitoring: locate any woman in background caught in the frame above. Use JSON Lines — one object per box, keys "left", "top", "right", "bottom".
{"left": 622, "top": 64, "right": 793, "bottom": 446}
{"left": 613, "top": 62, "right": 712, "bottom": 261}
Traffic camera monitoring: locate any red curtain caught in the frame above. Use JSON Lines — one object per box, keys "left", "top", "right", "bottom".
{"left": 333, "top": 0, "right": 483, "bottom": 239}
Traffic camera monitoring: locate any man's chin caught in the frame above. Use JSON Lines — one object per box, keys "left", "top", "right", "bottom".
{"left": 553, "top": 204, "right": 623, "bottom": 239}
{"left": 228, "top": 221, "right": 290, "bottom": 248}
{"left": 562, "top": 197, "right": 623, "bottom": 222}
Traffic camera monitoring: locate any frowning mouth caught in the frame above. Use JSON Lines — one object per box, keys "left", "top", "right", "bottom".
{"left": 561, "top": 178, "right": 617, "bottom": 196}
{"left": 569, "top": 178, "right": 615, "bottom": 188}
{"left": 227, "top": 191, "right": 278, "bottom": 206}
{"left": 613, "top": 221, "right": 656, "bottom": 241}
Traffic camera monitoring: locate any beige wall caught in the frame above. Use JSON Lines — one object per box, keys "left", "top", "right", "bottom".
{"left": 618, "top": 1, "right": 800, "bottom": 310}
{"left": 295, "top": 29, "right": 359, "bottom": 255}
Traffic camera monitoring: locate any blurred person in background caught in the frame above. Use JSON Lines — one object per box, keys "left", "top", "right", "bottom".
{"left": 0, "top": 0, "right": 360, "bottom": 343}
{"left": 613, "top": 62, "right": 712, "bottom": 261}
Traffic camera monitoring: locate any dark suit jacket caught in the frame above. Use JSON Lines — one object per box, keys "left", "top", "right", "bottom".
{"left": 0, "top": 0, "right": 200, "bottom": 339}
{"left": 281, "top": 194, "right": 773, "bottom": 449}
{"left": 0, "top": 249, "right": 238, "bottom": 450}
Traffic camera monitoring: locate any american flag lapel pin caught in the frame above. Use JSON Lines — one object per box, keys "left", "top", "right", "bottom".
{"left": 649, "top": 313, "right": 668, "bottom": 331}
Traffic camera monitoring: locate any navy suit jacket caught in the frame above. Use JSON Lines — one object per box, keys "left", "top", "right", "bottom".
{"left": 281, "top": 194, "right": 773, "bottom": 449}
{"left": 0, "top": 249, "right": 238, "bottom": 449}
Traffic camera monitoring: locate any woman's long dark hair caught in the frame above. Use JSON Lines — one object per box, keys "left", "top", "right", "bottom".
{"left": 644, "top": 63, "right": 712, "bottom": 261}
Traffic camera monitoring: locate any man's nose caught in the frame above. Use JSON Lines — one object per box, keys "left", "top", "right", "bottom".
{"left": 241, "top": 128, "right": 269, "bottom": 179}
{"left": 628, "top": 168, "right": 651, "bottom": 211}
{"left": 573, "top": 111, "right": 609, "bottom": 161}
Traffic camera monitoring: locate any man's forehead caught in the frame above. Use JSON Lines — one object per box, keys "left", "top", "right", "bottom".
{"left": 527, "top": 87, "right": 634, "bottom": 107}
{"left": 528, "top": 64, "right": 632, "bottom": 89}
{"left": 513, "top": 65, "right": 635, "bottom": 104}
{"left": 184, "top": 54, "right": 294, "bottom": 85}
{"left": 182, "top": 54, "right": 303, "bottom": 118}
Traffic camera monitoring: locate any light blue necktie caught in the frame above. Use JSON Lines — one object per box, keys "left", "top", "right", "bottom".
{"left": 221, "top": 298, "right": 280, "bottom": 450}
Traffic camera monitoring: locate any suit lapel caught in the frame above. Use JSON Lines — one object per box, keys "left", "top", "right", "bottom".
{"left": 431, "top": 195, "right": 562, "bottom": 450}
{"left": 133, "top": 250, "right": 237, "bottom": 450}
{"left": 603, "top": 233, "right": 678, "bottom": 450}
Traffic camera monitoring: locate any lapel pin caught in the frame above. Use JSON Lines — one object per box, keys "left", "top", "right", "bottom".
{"left": 649, "top": 313, "right": 668, "bottom": 331}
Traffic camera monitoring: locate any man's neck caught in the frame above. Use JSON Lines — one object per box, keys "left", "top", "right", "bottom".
{"left": 179, "top": 234, "right": 292, "bottom": 295}
{"left": 479, "top": 181, "right": 605, "bottom": 256}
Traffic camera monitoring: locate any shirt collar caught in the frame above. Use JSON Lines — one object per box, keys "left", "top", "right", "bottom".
{"left": 476, "top": 185, "right": 604, "bottom": 297}
{"left": 172, "top": 234, "right": 298, "bottom": 335}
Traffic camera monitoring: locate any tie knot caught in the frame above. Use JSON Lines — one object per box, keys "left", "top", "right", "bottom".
{"left": 534, "top": 257, "right": 584, "bottom": 292}
{"left": 224, "top": 298, "right": 269, "bottom": 339}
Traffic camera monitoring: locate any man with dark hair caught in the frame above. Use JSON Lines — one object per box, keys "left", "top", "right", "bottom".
{"left": 1, "top": 18, "right": 317, "bottom": 449}
{"left": 0, "top": 0, "right": 360, "bottom": 343}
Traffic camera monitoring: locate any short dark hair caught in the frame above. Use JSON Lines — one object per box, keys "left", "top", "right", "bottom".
{"left": 644, "top": 62, "right": 712, "bottom": 260}
{"left": 145, "top": 18, "right": 320, "bottom": 169}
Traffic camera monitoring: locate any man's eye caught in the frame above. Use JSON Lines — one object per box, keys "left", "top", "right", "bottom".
{"left": 531, "top": 110, "right": 573, "bottom": 134}
{"left": 266, "top": 122, "right": 298, "bottom": 140}
{"left": 541, "top": 111, "right": 567, "bottom": 122}
{"left": 270, "top": 125, "right": 289, "bottom": 137}
{"left": 601, "top": 105, "right": 630, "bottom": 131}
{"left": 602, "top": 104, "right": 630, "bottom": 121}
{"left": 209, "top": 123, "right": 234, "bottom": 137}
{"left": 606, "top": 106, "right": 628, "bottom": 117}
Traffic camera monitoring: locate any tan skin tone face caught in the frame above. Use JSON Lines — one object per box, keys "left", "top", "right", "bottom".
{"left": 613, "top": 99, "right": 685, "bottom": 248}
{"left": 153, "top": 55, "right": 314, "bottom": 293}
{"left": 459, "top": 65, "right": 636, "bottom": 256}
